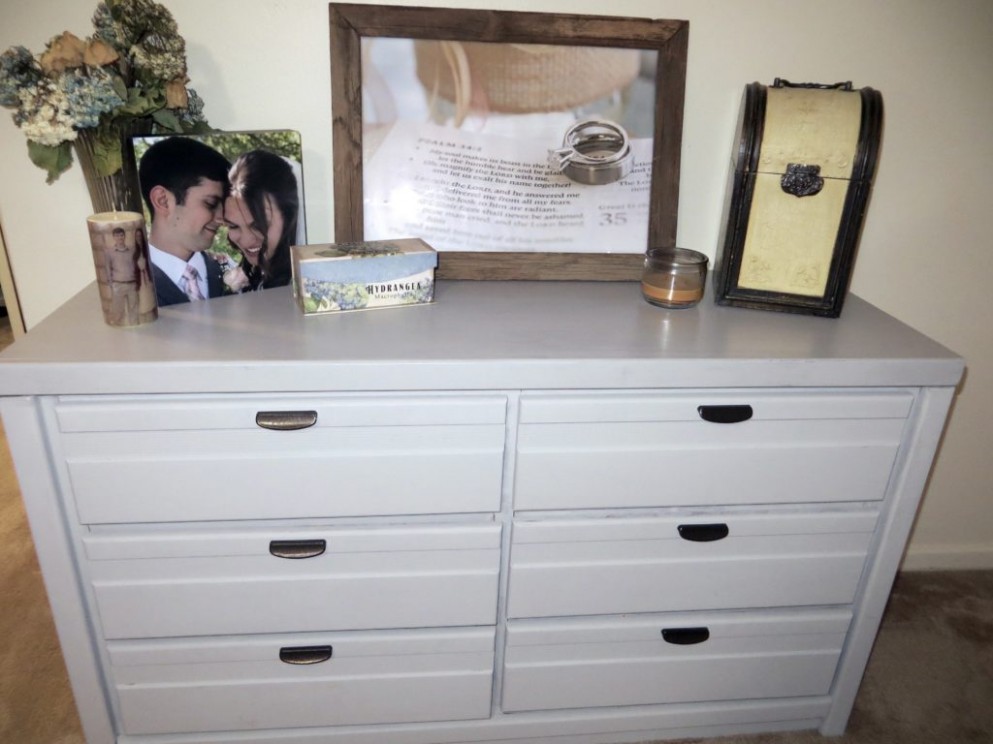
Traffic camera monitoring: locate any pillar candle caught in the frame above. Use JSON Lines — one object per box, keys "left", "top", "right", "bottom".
{"left": 86, "top": 211, "right": 157, "bottom": 327}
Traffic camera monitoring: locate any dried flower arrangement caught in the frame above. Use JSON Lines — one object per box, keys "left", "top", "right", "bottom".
{"left": 0, "top": 0, "right": 210, "bottom": 183}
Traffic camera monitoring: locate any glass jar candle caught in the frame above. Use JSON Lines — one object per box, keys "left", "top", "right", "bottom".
{"left": 641, "top": 248, "right": 709, "bottom": 308}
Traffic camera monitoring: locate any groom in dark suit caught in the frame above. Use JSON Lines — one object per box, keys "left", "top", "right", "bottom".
{"left": 138, "top": 137, "right": 231, "bottom": 306}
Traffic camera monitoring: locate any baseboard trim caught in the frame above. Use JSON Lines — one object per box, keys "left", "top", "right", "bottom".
{"left": 901, "top": 543, "right": 993, "bottom": 571}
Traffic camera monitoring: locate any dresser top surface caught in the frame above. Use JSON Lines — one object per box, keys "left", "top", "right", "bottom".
{"left": 0, "top": 281, "right": 963, "bottom": 395}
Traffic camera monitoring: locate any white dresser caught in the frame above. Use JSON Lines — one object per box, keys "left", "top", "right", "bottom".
{"left": 0, "top": 281, "right": 963, "bottom": 744}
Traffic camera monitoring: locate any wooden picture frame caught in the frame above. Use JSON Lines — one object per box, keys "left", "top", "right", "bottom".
{"left": 329, "top": 3, "right": 688, "bottom": 280}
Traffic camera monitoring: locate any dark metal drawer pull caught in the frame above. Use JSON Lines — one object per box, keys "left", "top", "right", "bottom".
{"left": 697, "top": 404, "right": 753, "bottom": 424}
{"left": 255, "top": 410, "right": 318, "bottom": 431}
{"left": 279, "top": 645, "right": 333, "bottom": 665}
{"left": 677, "top": 523, "right": 730, "bottom": 542}
{"left": 269, "top": 539, "right": 327, "bottom": 559}
{"left": 662, "top": 627, "right": 710, "bottom": 645}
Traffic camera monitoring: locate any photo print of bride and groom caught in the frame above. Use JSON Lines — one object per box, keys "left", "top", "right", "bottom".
{"left": 133, "top": 130, "right": 306, "bottom": 307}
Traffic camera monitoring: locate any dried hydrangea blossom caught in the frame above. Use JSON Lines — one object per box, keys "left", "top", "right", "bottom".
{"left": 64, "top": 66, "right": 125, "bottom": 129}
{"left": 93, "top": 0, "right": 186, "bottom": 83}
{"left": 181, "top": 88, "right": 205, "bottom": 124}
{"left": 38, "top": 32, "right": 88, "bottom": 74}
{"left": 130, "top": 38, "right": 186, "bottom": 84}
{"left": 15, "top": 79, "right": 77, "bottom": 147}
{"left": 0, "top": 46, "right": 43, "bottom": 107}
{"left": 0, "top": 0, "right": 210, "bottom": 182}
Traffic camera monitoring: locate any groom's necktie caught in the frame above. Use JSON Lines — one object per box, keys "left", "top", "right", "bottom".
{"left": 181, "top": 264, "right": 204, "bottom": 301}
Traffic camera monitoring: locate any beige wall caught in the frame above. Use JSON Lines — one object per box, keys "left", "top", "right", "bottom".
{"left": 1, "top": 0, "right": 990, "bottom": 568}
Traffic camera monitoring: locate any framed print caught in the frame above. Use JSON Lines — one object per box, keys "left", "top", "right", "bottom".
{"left": 330, "top": 4, "right": 688, "bottom": 280}
{"left": 133, "top": 130, "right": 307, "bottom": 306}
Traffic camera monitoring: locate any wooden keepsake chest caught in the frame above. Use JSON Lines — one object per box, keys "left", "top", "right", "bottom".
{"left": 713, "top": 79, "right": 883, "bottom": 317}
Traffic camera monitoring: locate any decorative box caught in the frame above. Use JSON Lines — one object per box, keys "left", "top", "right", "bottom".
{"left": 291, "top": 238, "right": 437, "bottom": 314}
{"left": 713, "top": 79, "right": 883, "bottom": 317}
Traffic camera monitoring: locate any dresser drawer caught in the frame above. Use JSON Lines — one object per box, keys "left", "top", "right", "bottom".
{"left": 55, "top": 394, "right": 507, "bottom": 523}
{"left": 508, "top": 509, "right": 877, "bottom": 618}
{"left": 85, "top": 523, "right": 501, "bottom": 639}
{"left": 109, "top": 627, "right": 495, "bottom": 735}
{"left": 502, "top": 609, "right": 851, "bottom": 712}
{"left": 515, "top": 390, "right": 911, "bottom": 510}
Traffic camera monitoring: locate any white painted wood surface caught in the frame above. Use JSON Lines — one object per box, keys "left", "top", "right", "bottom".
{"left": 508, "top": 511, "right": 878, "bottom": 618}
{"left": 62, "top": 421, "right": 505, "bottom": 523}
{"left": 502, "top": 610, "right": 852, "bottom": 711}
{"left": 111, "top": 628, "right": 496, "bottom": 735}
{"left": 0, "top": 282, "right": 964, "bottom": 744}
{"left": 514, "top": 411, "right": 905, "bottom": 510}
{"left": 87, "top": 524, "right": 501, "bottom": 639}
{"left": 0, "top": 282, "right": 962, "bottom": 395}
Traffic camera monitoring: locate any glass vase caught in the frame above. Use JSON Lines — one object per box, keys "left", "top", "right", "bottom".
{"left": 72, "top": 121, "right": 151, "bottom": 214}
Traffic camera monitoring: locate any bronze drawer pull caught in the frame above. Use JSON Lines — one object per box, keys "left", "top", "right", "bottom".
{"left": 269, "top": 539, "right": 327, "bottom": 559}
{"left": 255, "top": 410, "right": 318, "bottom": 430}
{"left": 677, "top": 524, "right": 730, "bottom": 542}
{"left": 662, "top": 627, "right": 710, "bottom": 645}
{"left": 697, "top": 404, "right": 753, "bottom": 424}
{"left": 279, "top": 645, "right": 333, "bottom": 665}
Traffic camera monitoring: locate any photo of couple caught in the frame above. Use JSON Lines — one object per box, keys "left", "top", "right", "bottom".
{"left": 133, "top": 131, "right": 306, "bottom": 307}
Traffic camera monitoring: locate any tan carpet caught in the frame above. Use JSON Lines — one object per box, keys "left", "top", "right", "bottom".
{"left": 0, "top": 423, "right": 85, "bottom": 744}
{"left": 660, "top": 570, "right": 993, "bottom": 744}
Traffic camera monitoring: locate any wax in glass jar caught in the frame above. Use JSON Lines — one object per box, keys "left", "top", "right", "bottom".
{"left": 641, "top": 248, "right": 708, "bottom": 309}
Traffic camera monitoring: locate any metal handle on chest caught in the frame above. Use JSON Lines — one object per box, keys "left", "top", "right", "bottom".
{"left": 773, "top": 78, "right": 853, "bottom": 91}
{"left": 255, "top": 410, "right": 318, "bottom": 430}
{"left": 697, "top": 405, "right": 753, "bottom": 424}
{"left": 662, "top": 627, "right": 710, "bottom": 645}
{"left": 279, "top": 645, "right": 333, "bottom": 665}
{"left": 677, "top": 524, "right": 730, "bottom": 542}
{"left": 269, "top": 539, "right": 327, "bottom": 559}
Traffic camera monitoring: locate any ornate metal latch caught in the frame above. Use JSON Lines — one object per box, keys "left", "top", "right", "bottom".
{"left": 781, "top": 163, "right": 824, "bottom": 197}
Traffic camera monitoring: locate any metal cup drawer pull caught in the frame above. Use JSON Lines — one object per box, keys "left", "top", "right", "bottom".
{"left": 269, "top": 539, "right": 327, "bottom": 559}
{"left": 279, "top": 645, "right": 333, "bottom": 665}
{"left": 255, "top": 410, "right": 318, "bottom": 431}
{"left": 661, "top": 627, "right": 710, "bottom": 645}
{"left": 697, "top": 404, "right": 753, "bottom": 424}
{"left": 677, "top": 523, "right": 730, "bottom": 542}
